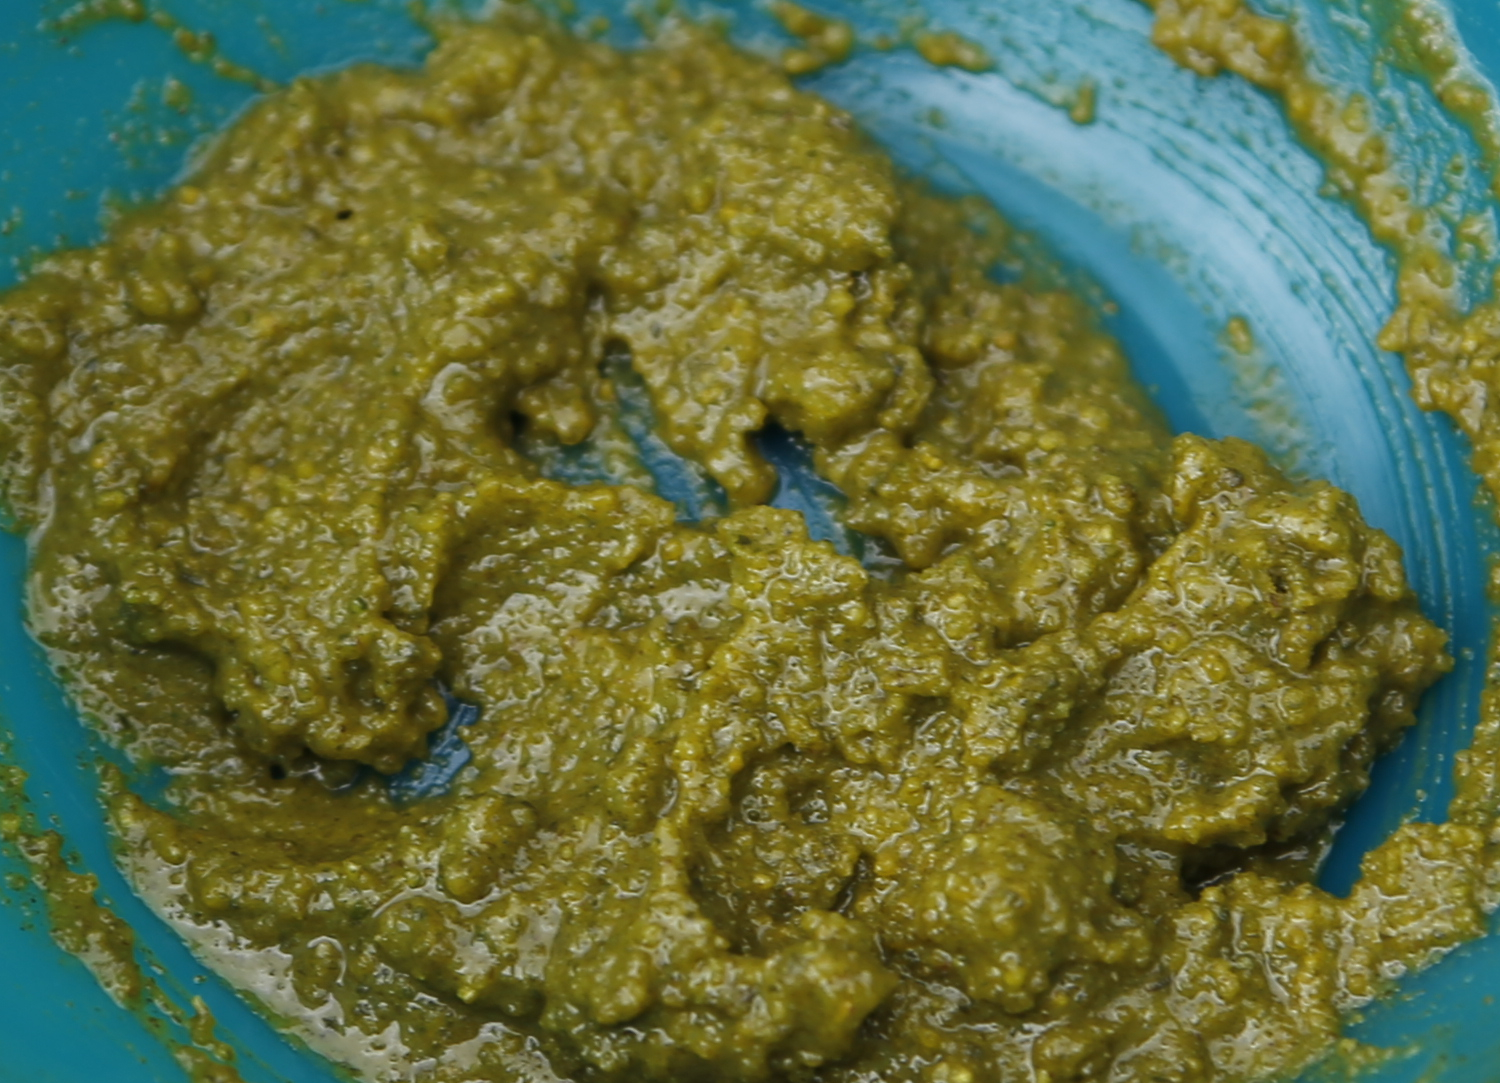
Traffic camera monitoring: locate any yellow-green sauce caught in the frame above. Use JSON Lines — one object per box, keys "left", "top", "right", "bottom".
{"left": 913, "top": 29, "right": 993, "bottom": 73}
{"left": 1, "top": 5, "right": 1498, "bottom": 1083}
{"left": 772, "top": 1, "right": 854, "bottom": 74}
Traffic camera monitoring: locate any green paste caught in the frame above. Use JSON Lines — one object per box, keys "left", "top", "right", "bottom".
{"left": 1, "top": 7, "right": 1496, "bottom": 1082}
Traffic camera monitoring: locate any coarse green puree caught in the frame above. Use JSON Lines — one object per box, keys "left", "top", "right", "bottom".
{"left": 1, "top": 6, "right": 1497, "bottom": 1082}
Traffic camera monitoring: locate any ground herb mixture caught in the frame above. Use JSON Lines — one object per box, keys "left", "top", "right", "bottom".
{"left": 1, "top": 6, "right": 1497, "bottom": 1083}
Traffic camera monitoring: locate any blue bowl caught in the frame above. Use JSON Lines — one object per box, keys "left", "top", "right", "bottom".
{"left": 2, "top": 1, "right": 1498, "bottom": 1079}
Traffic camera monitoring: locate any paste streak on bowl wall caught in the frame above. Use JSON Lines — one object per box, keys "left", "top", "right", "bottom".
{"left": 0, "top": 5, "right": 1494, "bottom": 1083}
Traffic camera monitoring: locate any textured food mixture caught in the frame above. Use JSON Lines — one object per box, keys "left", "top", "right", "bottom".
{"left": 2, "top": 7, "right": 1498, "bottom": 1083}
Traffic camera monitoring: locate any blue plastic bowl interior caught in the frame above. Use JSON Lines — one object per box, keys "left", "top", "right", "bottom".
{"left": 2, "top": 0, "right": 1500, "bottom": 1079}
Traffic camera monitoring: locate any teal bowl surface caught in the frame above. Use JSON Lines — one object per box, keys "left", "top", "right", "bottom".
{"left": 2, "top": 1, "right": 1499, "bottom": 1079}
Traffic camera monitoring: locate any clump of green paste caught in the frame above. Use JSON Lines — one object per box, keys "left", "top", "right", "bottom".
{"left": 0, "top": 9, "right": 1482, "bottom": 1083}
